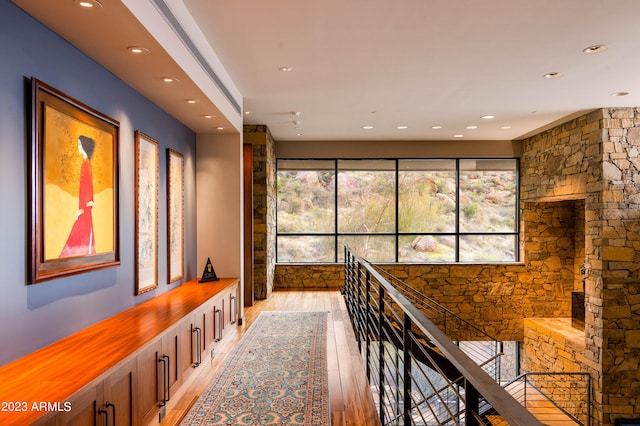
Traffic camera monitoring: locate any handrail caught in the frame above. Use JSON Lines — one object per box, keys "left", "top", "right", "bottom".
{"left": 372, "top": 264, "right": 504, "bottom": 382}
{"left": 344, "top": 246, "right": 543, "bottom": 426}
{"left": 412, "top": 350, "right": 504, "bottom": 414}
{"left": 371, "top": 264, "right": 497, "bottom": 342}
{"left": 371, "top": 263, "right": 591, "bottom": 425}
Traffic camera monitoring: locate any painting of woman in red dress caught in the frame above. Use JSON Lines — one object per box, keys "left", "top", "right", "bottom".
{"left": 59, "top": 135, "right": 96, "bottom": 258}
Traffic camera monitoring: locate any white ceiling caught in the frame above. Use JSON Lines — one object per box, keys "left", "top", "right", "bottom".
{"left": 12, "top": 0, "right": 640, "bottom": 142}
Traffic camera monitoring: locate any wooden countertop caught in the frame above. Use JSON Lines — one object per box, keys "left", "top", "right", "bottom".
{"left": 0, "top": 277, "right": 239, "bottom": 425}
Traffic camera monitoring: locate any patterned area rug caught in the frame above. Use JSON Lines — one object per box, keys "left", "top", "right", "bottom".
{"left": 181, "top": 311, "right": 330, "bottom": 425}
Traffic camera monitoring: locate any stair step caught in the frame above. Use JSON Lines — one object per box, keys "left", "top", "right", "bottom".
{"left": 485, "top": 414, "right": 509, "bottom": 425}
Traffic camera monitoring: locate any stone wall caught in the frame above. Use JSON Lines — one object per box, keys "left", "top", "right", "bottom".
{"left": 274, "top": 264, "right": 343, "bottom": 289}
{"left": 523, "top": 318, "right": 589, "bottom": 423}
{"left": 596, "top": 108, "right": 640, "bottom": 425}
{"left": 244, "top": 125, "right": 276, "bottom": 299}
{"left": 379, "top": 261, "right": 569, "bottom": 342}
{"left": 519, "top": 110, "right": 604, "bottom": 423}
{"left": 519, "top": 110, "right": 602, "bottom": 202}
{"left": 519, "top": 108, "right": 640, "bottom": 425}
{"left": 574, "top": 200, "right": 586, "bottom": 293}
{"left": 523, "top": 318, "right": 586, "bottom": 373}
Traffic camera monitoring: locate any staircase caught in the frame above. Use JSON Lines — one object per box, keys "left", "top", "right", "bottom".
{"left": 343, "top": 247, "right": 591, "bottom": 426}
{"left": 482, "top": 380, "right": 586, "bottom": 426}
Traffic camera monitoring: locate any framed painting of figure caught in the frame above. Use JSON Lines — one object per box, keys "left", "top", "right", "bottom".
{"left": 167, "top": 148, "right": 184, "bottom": 284}
{"left": 29, "top": 78, "right": 120, "bottom": 284}
{"left": 135, "top": 131, "right": 159, "bottom": 295}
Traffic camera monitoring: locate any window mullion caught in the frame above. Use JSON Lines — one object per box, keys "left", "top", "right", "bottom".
{"left": 334, "top": 159, "right": 338, "bottom": 263}
{"left": 395, "top": 159, "right": 399, "bottom": 263}
{"left": 455, "top": 158, "right": 460, "bottom": 263}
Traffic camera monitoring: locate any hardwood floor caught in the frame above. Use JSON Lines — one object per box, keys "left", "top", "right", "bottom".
{"left": 162, "top": 288, "right": 380, "bottom": 426}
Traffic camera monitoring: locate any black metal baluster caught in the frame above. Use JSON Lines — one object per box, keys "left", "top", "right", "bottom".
{"left": 378, "top": 279, "right": 385, "bottom": 424}
{"left": 403, "top": 313, "right": 411, "bottom": 426}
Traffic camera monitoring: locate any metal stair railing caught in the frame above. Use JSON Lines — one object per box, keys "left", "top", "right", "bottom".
{"left": 501, "top": 372, "right": 591, "bottom": 426}
{"left": 369, "top": 266, "right": 593, "bottom": 426}
{"left": 371, "top": 264, "right": 504, "bottom": 383}
{"left": 343, "top": 246, "right": 543, "bottom": 426}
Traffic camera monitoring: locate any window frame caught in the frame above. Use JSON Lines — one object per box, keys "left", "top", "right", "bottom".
{"left": 276, "top": 158, "right": 520, "bottom": 263}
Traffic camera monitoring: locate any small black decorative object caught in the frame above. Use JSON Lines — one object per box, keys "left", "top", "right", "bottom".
{"left": 199, "top": 257, "right": 219, "bottom": 282}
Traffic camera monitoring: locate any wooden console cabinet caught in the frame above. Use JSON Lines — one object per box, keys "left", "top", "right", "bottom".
{"left": 58, "top": 358, "right": 137, "bottom": 426}
{"left": 0, "top": 278, "right": 240, "bottom": 426}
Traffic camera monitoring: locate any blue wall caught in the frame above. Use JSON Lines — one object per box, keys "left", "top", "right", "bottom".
{"left": 0, "top": 2, "right": 197, "bottom": 365}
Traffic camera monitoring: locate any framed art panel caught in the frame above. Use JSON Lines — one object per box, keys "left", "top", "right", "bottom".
{"left": 135, "top": 131, "right": 159, "bottom": 294}
{"left": 30, "top": 77, "right": 120, "bottom": 283}
{"left": 167, "top": 148, "right": 184, "bottom": 283}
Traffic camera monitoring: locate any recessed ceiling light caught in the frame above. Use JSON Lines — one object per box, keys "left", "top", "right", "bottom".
{"left": 396, "top": 125, "right": 408, "bottom": 130}
{"left": 127, "top": 46, "right": 149, "bottom": 54}
{"left": 362, "top": 126, "right": 374, "bottom": 130}
{"left": 431, "top": 126, "right": 443, "bottom": 130}
{"left": 583, "top": 44, "right": 608, "bottom": 54}
{"left": 611, "top": 92, "right": 630, "bottom": 97}
{"left": 501, "top": 125, "right": 512, "bottom": 130}
{"left": 544, "top": 72, "right": 564, "bottom": 79}
{"left": 203, "top": 115, "right": 213, "bottom": 119}
{"left": 185, "top": 99, "right": 199, "bottom": 104}
{"left": 217, "top": 127, "right": 224, "bottom": 130}
{"left": 481, "top": 115, "right": 494, "bottom": 120}
{"left": 75, "top": 0, "right": 102, "bottom": 8}
{"left": 453, "top": 134, "right": 464, "bottom": 138}
{"left": 161, "top": 77, "right": 178, "bottom": 83}
{"left": 244, "top": 111, "right": 251, "bottom": 115}
{"left": 466, "top": 125, "right": 477, "bottom": 129}
{"left": 279, "top": 66, "right": 293, "bottom": 72}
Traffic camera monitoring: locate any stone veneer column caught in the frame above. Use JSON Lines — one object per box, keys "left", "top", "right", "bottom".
{"left": 243, "top": 125, "right": 276, "bottom": 299}
{"left": 520, "top": 108, "right": 640, "bottom": 425}
{"left": 520, "top": 110, "right": 604, "bottom": 423}
{"left": 596, "top": 108, "right": 640, "bottom": 425}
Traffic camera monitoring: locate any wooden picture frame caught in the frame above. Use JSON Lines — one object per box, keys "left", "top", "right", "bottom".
{"left": 29, "top": 78, "right": 120, "bottom": 283}
{"left": 135, "top": 131, "right": 159, "bottom": 294}
{"left": 167, "top": 148, "right": 184, "bottom": 283}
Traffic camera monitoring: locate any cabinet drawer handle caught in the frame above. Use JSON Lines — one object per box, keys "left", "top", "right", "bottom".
{"left": 162, "top": 354, "right": 171, "bottom": 402}
{"left": 215, "top": 308, "right": 222, "bottom": 342}
{"left": 98, "top": 406, "right": 109, "bottom": 425}
{"left": 197, "top": 327, "right": 202, "bottom": 365}
{"left": 230, "top": 295, "right": 237, "bottom": 325}
{"left": 158, "top": 356, "right": 167, "bottom": 407}
{"left": 106, "top": 401, "right": 116, "bottom": 426}
{"left": 192, "top": 327, "right": 202, "bottom": 367}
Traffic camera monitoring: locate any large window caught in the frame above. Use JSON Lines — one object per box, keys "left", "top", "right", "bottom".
{"left": 276, "top": 158, "right": 518, "bottom": 263}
